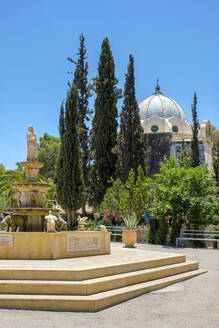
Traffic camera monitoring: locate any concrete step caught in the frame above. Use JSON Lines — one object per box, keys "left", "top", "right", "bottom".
{"left": 0, "top": 269, "right": 207, "bottom": 311}
{"left": 0, "top": 254, "right": 186, "bottom": 281}
{"left": 0, "top": 261, "right": 199, "bottom": 295}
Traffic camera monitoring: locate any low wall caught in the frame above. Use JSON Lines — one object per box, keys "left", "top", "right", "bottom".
{"left": 0, "top": 231, "right": 111, "bottom": 260}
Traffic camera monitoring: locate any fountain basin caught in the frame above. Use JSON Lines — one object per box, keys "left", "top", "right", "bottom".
{"left": 12, "top": 182, "right": 51, "bottom": 192}
{"left": 0, "top": 231, "right": 111, "bottom": 259}
{"left": 7, "top": 208, "right": 59, "bottom": 216}
{"left": 19, "top": 161, "right": 43, "bottom": 169}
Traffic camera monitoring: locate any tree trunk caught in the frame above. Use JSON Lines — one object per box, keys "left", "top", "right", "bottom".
{"left": 82, "top": 198, "right": 87, "bottom": 216}
{"left": 67, "top": 210, "right": 77, "bottom": 227}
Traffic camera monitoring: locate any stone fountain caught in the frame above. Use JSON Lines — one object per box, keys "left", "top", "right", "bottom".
{"left": 0, "top": 126, "right": 110, "bottom": 260}
{"left": 8, "top": 126, "right": 58, "bottom": 232}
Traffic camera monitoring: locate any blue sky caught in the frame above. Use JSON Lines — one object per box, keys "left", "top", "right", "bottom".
{"left": 0, "top": 0, "right": 218, "bottom": 169}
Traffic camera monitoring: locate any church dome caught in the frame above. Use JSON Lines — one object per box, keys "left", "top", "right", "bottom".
{"left": 139, "top": 81, "right": 188, "bottom": 123}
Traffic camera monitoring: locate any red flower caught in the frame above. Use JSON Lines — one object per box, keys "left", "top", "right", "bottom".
{"left": 103, "top": 214, "right": 108, "bottom": 221}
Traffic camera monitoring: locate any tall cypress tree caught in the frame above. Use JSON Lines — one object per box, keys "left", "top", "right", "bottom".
{"left": 56, "top": 85, "right": 84, "bottom": 226}
{"left": 90, "top": 38, "right": 119, "bottom": 205}
{"left": 56, "top": 102, "right": 66, "bottom": 209}
{"left": 116, "top": 54, "right": 145, "bottom": 182}
{"left": 68, "top": 35, "right": 90, "bottom": 213}
{"left": 191, "top": 92, "right": 200, "bottom": 167}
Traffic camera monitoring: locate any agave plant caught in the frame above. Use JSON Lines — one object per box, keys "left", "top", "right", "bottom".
{"left": 122, "top": 214, "right": 140, "bottom": 230}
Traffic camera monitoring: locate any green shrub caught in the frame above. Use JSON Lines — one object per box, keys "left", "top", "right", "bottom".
{"left": 155, "top": 218, "right": 168, "bottom": 245}
{"left": 101, "top": 179, "right": 125, "bottom": 217}
{"left": 147, "top": 228, "right": 156, "bottom": 244}
{"left": 170, "top": 221, "right": 182, "bottom": 245}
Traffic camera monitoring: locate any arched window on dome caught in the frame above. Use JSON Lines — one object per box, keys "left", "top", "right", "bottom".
{"left": 151, "top": 125, "right": 159, "bottom": 133}
{"left": 172, "top": 125, "right": 178, "bottom": 133}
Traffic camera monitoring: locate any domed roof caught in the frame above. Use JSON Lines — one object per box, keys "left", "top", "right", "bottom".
{"left": 139, "top": 81, "right": 188, "bottom": 123}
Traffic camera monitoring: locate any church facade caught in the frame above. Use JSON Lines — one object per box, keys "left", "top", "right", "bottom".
{"left": 139, "top": 82, "right": 213, "bottom": 176}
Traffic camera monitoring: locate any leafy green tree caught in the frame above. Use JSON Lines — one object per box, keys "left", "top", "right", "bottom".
{"left": 56, "top": 85, "right": 84, "bottom": 226}
{"left": 101, "top": 179, "right": 125, "bottom": 217}
{"left": 191, "top": 92, "right": 200, "bottom": 167}
{"left": 0, "top": 164, "right": 25, "bottom": 206}
{"left": 119, "top": 168, "right": 136, "bottom": 216}
{"left": 178, "top": 140, "right": 192, "bottom": 168}
{"left": 130, "top": 165, "right": 151, "bottom": 216}
{"left": 38, "top": 176, "right": 57, "bottom": 206}
{"left": 150, "top": 155, "right": 216, "bottom": 244}
{"left": 68, "top": 35, "right": 91, "bottom": 213}
{"left": 119, "top": 165, "right": 152, "bottom": 218}
{"left": 0, "top": 164, "right": 5, "bottom": 177}
{"left": 90, "top": 38, "right": 120, "bottom": 205}
{"left": 101, "top": 165, "right": 151, "bottom": 220}
{"left": 115, "top": 55, "right": 145, "bottom": 182}
{"left": 0, "top": 198, "right": 8, "bottom": 215}
{"left": 153, "top": 155, "right": 215, "bottom": 224}
{"left": 148, "top": 155, "right": 217, "bottom": 244}
{"left": 38, "top": 133, "right": 60, "bottom": 180}
{"left": 202, "top": 196, "right": 219, "bottom": 225}
{"left": 101, "top": 154, "right": 218, "bottom": 245}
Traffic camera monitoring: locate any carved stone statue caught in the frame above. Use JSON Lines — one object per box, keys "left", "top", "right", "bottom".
{"left": 100, "top": 225, "right": 107, "bottom": 232}
{"left": 27, "top": 126, "right": 38, "bottom": 161}
{"left": 1, "top": 215, "right": 24, "bottom": 232}
{"left": 55, "top": 215, "right": 67, "bottom": 231}
{"left": 77, "top": 216, "right": 88, "bottom": 231}
{"left": 45, "top": 210, "right": 57, "bottom": 232}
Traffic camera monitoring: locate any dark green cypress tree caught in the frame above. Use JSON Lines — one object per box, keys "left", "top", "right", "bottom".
{"left": 90, "top": 38, "right": 119, "bottom": 205}
{"left": 191, "top": 92, "right": 200, "bottom": 167}
{"left": 68, "top": 35, "right": 90, "bottom": 214}
{"left": 116, "top": 54, "right": 145, "bottom": 183}
{"left": 65, "top": 83, "right": 84, "bottom": 225}
{"left": 56, "top": 102, "right": 67, "bottom": 209}
{"left": 56, "top": 85, "right": 84, "bottom": 226}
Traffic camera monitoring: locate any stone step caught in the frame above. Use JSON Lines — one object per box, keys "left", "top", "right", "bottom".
{"left": 0, "top": 254, "right": 186, "bottom": 281}
{"left": 0, "top": 269, "right": 207, "bottom": 312}
{"left": 0, "top": 261, "right": 199, "bottom": 295}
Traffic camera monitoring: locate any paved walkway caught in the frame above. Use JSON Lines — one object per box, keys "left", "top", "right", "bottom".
{"left": 0, "top": 242, "right": 219, "bottom": 328}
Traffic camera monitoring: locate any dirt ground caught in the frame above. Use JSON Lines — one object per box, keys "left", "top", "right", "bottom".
{"left": 0, "top": 242, "right": 218, "bottom": 328}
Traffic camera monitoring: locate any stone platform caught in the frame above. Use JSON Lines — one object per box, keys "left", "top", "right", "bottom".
{"left": 0, "top": 247, "right": 206, "bottom": 311}
{"left": 0, "top": 231, "right": 110, "bottom": 260}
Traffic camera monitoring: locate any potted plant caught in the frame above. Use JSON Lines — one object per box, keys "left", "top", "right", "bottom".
{"left": 122, "top": 214, "right": 140, "bottom": 247}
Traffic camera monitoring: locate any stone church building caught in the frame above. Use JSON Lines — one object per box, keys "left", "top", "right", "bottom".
{"left": 138, "top": 81, "right": 213, "bottom": 176}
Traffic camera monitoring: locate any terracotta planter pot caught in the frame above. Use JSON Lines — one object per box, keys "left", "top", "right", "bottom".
{"left": 122, "top": 230, "right": 137, "bottom": 247}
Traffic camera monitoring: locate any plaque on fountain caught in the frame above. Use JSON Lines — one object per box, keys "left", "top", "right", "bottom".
{"left": 67, "top": 234, "right": 101, "bottom": 253}
{"left": 0, "top": 234, "right": 13, "bottom": 247}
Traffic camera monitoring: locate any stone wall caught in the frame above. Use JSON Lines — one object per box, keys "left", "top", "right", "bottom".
{"left": 202, "top": 142, "right": 213, "bottom": 170}
{"left": 144, "top": 133, "right": 213, "bottom": 176}
{"left": 144, "top": 133, "right": 171, "bottom": 176}
{"left": 171, "top": 140, "right": 213, "bottom": 169}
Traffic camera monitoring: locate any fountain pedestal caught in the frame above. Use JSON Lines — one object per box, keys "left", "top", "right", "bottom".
{"left": 11, "top": 179, "right": 52, "bottom": 232}
{"left": 0, "top": 126, "right": 111, "bottom": 260}
{"left": 7, "top": 127, "right": 55, "bottom": 232}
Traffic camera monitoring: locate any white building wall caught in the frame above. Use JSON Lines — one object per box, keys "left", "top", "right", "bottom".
{"left": 170, "top": 141, "right": 213, "bottom": 169}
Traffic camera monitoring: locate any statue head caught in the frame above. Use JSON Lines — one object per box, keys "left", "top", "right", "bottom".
{"left": 28, "top": 126, "right": 34, "bottom": 134}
